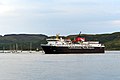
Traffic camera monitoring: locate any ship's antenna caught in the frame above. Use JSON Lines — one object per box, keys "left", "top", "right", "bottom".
{"left": 78, "top": 31, "right": 81, "bottom": 37}
{"left": 79, "top": 31, "right": 81, "bottom": 35}
{"left": 56, "top": 33, "right": 60, "bottom": 39}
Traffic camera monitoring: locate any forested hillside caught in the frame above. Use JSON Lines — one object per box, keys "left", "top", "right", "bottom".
{"left": 0, "top": 32, "right": 119, "bottom": 50}
{"left": 0, "top": 34, "right": 47, "bottom": 50}
{"left": 68, "top": 32, "right": 120, "bottom": 50}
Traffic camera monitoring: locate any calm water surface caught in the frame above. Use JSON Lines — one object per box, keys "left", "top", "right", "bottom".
{"left": 0, "top": 51, "right": 120, "bottom": 80}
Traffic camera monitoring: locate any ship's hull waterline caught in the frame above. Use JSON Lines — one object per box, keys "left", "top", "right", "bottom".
{"left": 41, "top": 45, "right": 105, "bottom": 54}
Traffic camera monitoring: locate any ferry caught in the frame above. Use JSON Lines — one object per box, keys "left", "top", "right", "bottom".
{"left": 41, "top": 34, "right": 105, "bottom": 54}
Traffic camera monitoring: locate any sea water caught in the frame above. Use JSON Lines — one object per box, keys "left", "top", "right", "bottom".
{"left": 0, "top": 51, "right": 120, "bottom": 80}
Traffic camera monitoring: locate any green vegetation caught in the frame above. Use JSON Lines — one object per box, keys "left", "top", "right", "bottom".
{"left": 0, "top": 32, "right": 119, "bottom": 50}
{"left": 0, "top": 34, "right": 47, "bottom": 50}
{"left": 67, "top": 32, "right": 120, "bottom": 50}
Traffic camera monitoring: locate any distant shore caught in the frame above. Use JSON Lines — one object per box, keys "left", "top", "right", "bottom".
{"left": 0, "top": 32, "right": 119, "bottom": 50}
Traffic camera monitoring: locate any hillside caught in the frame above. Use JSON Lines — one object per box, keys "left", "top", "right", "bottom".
{"left": 67, "top": 32, "right": 120, "bottom": 50}
{"left": 0, "top": 32, "right": 119, "bottom": 50}
{"left": 0, "top": 34, "right": 48, "bottom": 50}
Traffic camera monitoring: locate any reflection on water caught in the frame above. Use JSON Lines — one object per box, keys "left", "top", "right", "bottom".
{"left": 0, "top": 51, "right": 120, "bottom": 80}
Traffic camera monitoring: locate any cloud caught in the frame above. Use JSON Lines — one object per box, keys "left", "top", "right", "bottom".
{"left": 0, "top": 5, "right": 14, "bottom": 14}
{"left": 111, "top": 20, "right": 120, "bottom": 26}
{"left": 0, "top": 0, "right": 120, "bottom": 35}
{"left": 0, "top": 0, "right": 118, "bottom": 17}
{"left": 0, "top": 1, "right": 15, "bottom": 16}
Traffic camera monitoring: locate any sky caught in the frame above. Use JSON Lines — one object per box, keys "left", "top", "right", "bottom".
{"left": 0, "top": 0, "right": 120, "bottom": 36}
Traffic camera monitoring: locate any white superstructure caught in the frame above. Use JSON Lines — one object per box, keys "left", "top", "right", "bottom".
{"left": 46, "top": 38, "right": 105, "bottom": 48}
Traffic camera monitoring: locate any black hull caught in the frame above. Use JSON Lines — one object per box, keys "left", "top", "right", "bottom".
{"left": 41, "top": 45, "right": 105, "bottom": 54}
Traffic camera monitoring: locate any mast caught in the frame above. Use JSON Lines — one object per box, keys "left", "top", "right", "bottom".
{"left": 3, "top": 46, "right": 5, "bottom": 53}
{"left": 16, "top": 43, "right": 18, "bottom": 52}
{"left": 20, "top": 44, "right": 23, "bottom": 52}
{"left": 56, "top": 34, "right": 60, "bottom": 39}
{"left": 78, "top": 31, "right": 81, "bottom": 37}
{"left": 29, "top": 43, "right": 32, "bottom": 53}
